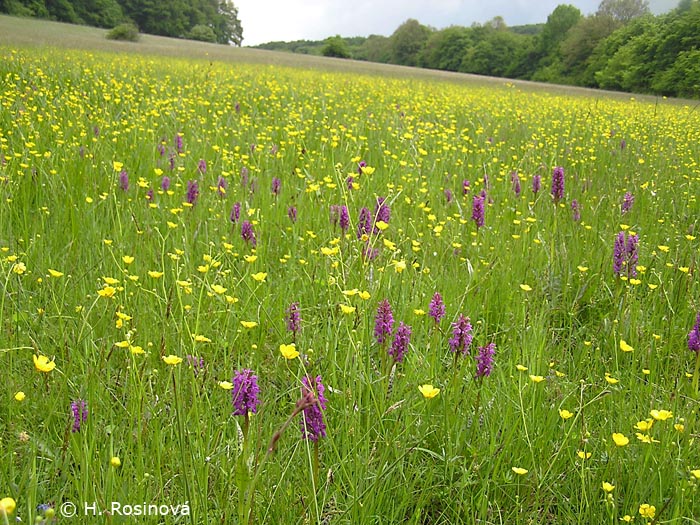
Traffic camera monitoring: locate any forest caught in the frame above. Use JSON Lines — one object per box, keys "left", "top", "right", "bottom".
{"left": 258, "top": 0, "right": 700, "bottom": 99}
{"left": 0, "top": 0, "right": 243, "bottom": 44}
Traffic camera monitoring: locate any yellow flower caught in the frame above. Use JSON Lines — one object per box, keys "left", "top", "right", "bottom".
{"left": 511, "top": 467, "right": 528, "bottom": 475}
{"left": 559, "top": 409, "right": 574, "bottom": 420}
{"left": 0, "top": 497, "right": 16, "bottom": 516}
{"left": 620, "top": 515, "right": 632, "bottom": 522}
{"left": 240, "top": 321, "right": 258, "bottom": 329}
{"left": 342, "top": 289, "right": 359, "bottom": 296}
{"left": 690, "top": 469, "right": 700, "bottom": 479}
{"left": 418, "top": 384, "right": 440, "bottom": 399}
{"left": 48, "top": 268, "right": 64, "bottom": 278}
{"left": 520, "top": 284, "right": 532, "bottom": 292}
{"left": 612, "top": 433, "right": 629, "bottom": 447}
{"left": 358, "top": 291, "right": 371, "bottom": 300}
{"left": 279, "top": 343, "right": 299, "bottom": 360}
{"left": 12, "top": 262, "right": 26, "bottom": 275}
{"left": 162, "top": 355, "right": 183, "bottom": 366}
{"left": 340, "top": 304, "right": 356, "bottom": 315}
{"left": 110, "top": 456, "right": 121, "bottom": 468}
{"left": 650, "top": 409, "right": 672, "bottom": 421}
{"left": 577, "top": 450, "right": 592, "bottom": 460}
{"left": 252, "top": 272, "right": 267, "bottom": 282}
{"left": 638, "top": 504, "right": 655, "bottom": 519}
{"left": 375, "top": 220, "right": 389, "bottom": 231}
{"left": 394, "top": 260, "right": 407, "bottom": 273}
{"left": 414, "top": 309, "right": 426, "bottom": 316}
{"left": 14, "top": 391, "right": 25, "bottom": 402}
{"left": 602, "top": 481, "right": 615, "bottom": 493}
{"left": 577, "top": 265, "right": 588, "bottom": 272}
{"left": 97, "top": 286, "right": 116, "bottom": 298}
{"left": 112, "top": 161, "right": 123, "bottom": 171}
{"left": 635, "top": 419, "right": 654, "bottom": 432}
{"left": 529, "top": 374, "right": 544, "bottom": 383}
{"left": 244, "top": 254, "right": 258, "bottom": 263}
{"left": 218, "top": 381, "right": 234, "bottom": 390}
{"left": 129, "top": 345, "right": 145, "bottom": 355}
{"left": 619, "top": 339, "right": 634, "bottom": 352}
{"left": 635, "top": 433, "right": 659, "bottom": 444}
{"left": 148, "top": 270, "right": 164, "bottom": 278}
{"left": 194, "top": 334, "right": 212, "bottom": 343}
{"left": 674, "top": 423, "right": 685, "bottom": 433}
{"left": 103, "top": 276, "right": 119, "bottom": 285}
{"left": 604, "top": 374, "right": 619, "bottom": 385}
{"left": 33, "top": 354, "right": 56, "bottom": 373}
{"left": 122, "top": 255, "right": 134, "bottom": 265}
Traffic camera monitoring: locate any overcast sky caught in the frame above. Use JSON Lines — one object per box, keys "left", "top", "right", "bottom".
{"left": 236, "top": 0, "right": 678, "bottom": 46}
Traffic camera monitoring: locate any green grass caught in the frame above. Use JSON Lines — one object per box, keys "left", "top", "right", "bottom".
{"left": 1, "top": 16, "right": 699, "bottom": 525}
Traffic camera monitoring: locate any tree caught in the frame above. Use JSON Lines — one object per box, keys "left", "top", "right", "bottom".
{"left": 322, "top": 35, "right": 351, "bottom": 58}
{"left": 560, "top": 14, "right": 619, "bottom": 84}
{"left": 419, "top": 26, "right": 471, "bottom": 71}
{"left": 213, "top": 0, "right": 243, "bottom": 45}
{"left": 597, "top": 0, "right": 649, "bottom": 23}
{"left": 356, "top": 35, "right": 391, "bottom": 62}
{"left": 389, "top": 18, "right": 432, "bottom": 66}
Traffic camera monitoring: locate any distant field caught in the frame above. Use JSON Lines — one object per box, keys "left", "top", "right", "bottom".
{"left": 1, "top": 13, "right": 699, "bottom": 525}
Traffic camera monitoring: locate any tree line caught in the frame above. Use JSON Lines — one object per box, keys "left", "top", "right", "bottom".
{"left": 0, "top": 0, "right": 243, "bottom": 45}
{"left": 257, "top": 0, "right": 700, "bottom": 99}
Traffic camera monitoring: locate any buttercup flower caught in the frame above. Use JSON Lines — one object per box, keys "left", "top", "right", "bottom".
{"left": 34, "top": 354, "right": 56, "bottom": 373}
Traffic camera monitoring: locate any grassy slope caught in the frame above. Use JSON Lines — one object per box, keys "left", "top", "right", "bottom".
{"left": 0, "top": 14, "right": 681, "bottom": 104}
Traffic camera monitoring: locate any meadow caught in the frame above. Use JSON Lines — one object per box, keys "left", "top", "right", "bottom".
{"left": 1, "top": 19, "right": 700, "bottom": 525}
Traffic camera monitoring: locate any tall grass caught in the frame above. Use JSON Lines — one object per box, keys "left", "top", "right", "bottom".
{"left": 0, "top": 41, "right": 698, "bottom": 524}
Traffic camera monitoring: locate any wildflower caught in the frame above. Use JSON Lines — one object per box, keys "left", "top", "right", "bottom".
{"left": 162, "top": 355, "right": 183, "bottom": 366}
{"left": 231, "top": 369, "right": 261, "bottom": 416}
{"left": 462, "top": 179, "right": 470, "bottom": 195}
{"left": 339, "top": 205, "right": 350, "bottom": 232}
{"left": 288, "top": 206, "right": 297, "bottom": 222}
{"left": 626, "top": 234, "right": 638, "bottom": 276}
{"left": 33, "top": 354, "right": 56, "bottom": 373}
{"left": 240, "top": 321, "right": 258, "bottom": 329}
{"left": 197, "top": 159, "right": 207, "bottom": 174}
{"left": 374, "top": 299, "right": 394, "bottom": 345}
{"left": 650, "top": 409, "right": 672, "bottom": 421}
{"left": 418, "top": 384, "right": 440, "bottom": 399}
{"left": 271, "top": 177, "right": 281, "bottom": 196}
{"left": 241, "top": 221, "right": 257, "bottom": 247}
{"left": 110, "top": 456, "right": 121, "bottom": 468}
{"left": 559, "top": 409, "right": 574, "bottom": 420}
{"left": 161, "top": 175, "right": 171, "bottom": 191}
{"left": 373, "top": 197, "right": 391, "bottom": 233}
{"left": 638, "top": 504, "right": 655, "bottom": 519}
{"left": 511, "top": 467, "right": 528, "bottom": 475}
{"left": 621, "top": 192, "right": 634, "bottom": 214}
{"left": 119, "top": 169, "right": 129, "bottom": 191}
{"left": 619, "top": 340, "right": 634, "bottom": 353}
{"left": 389, "top": 322, "right": 412, "bottom": 363}
{"left": 230, "top": 202, "right": 241, "bottom": 224}
{"left": 448, "top": 314, "right": 473, "bottom": 355}
{"left": 251, "top": 272, "right": 267, "bottom": 282}
{"left": 187, "top": 355, "right": 205, "bottom": 376}
{"left": 186, "top": 180, "right": 199, "bottom": 205}
{"left": 340, "top": 304, "right": 356, "bottom": 315}
{"left": 428, "top": 292, "right": 446, "bottom": 325}
{"left": 471, "top": 194, "right": 485, "bottom": 229}
{"left": 520, "top": 284, "right": 532, "bottom": 292}
{"left": 175, "top": 133, "right": 183, "bottom": 153}
{"left": 444, "top": 188, "right": 454, "bottom": 203}
{"left": 286, "top": 302, "right": 301, "bottom": 336}
{"left": 14, "top": 392, "right": 25, "bottom": 402}
{"left": 346, "top": 175, "right": 355, "bottom": 190}
{"left": 529, "top": 375, "right": 545, "bottom": 383}
{"left": 602, "top": 482, "right": 615, "bottom": 493}
{"left": 216, "top": 176, "right": 227, "bottom": 197}
{"left": 551, "top": 166, "right": 565, "bottom": 202}
{"left": 300, "top": 376, "right": 328, "bottom": 442}
{"left": 48, "top": 268, "right": 64, "bottom": 278}
{"left": 688, "top": 312, "right": 700, "bottom": 353}
{"left": 571, "top": 199, "right": 580, "bottom": 221}
{"left": 357, "top": 207, "right": 372, "bottom": 239}
{"left": 532, "top": 174, "right": 541, "bottom": 195}
{"left": 70, "top": 399, "right": 88, "bottom": 432}
{"left": 612, "top": 433, "right": 629, "bottom": 446}
{"left": 0, "top": 497, "right": 16, "bottom": 516}
{"left": 280, "top": 343, "right": 299, "bottom": 360}
{"left": 512, "top": 172, "right": 521, "bottom": 197}
{"left": 475, "top": 343, "right": 496, "bottom": 378}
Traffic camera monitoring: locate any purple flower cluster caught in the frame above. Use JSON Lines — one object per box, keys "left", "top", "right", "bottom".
{"left": 241, "top": 220, "right": 257, "bottom": 247}
{"left": 300, "top": 375, "right": 327, "bottom": 442}
{"left": 512, "top": 173, "right": 521, "bottom": 198}
{"left": 216, "top": 176, "right": 227, "bottom": 198}
{"left": 448, "top": 314, "right": 473, "bottom": 355}
{"left": 70, "top": 399, "right": 88, "bottom": 433}
{"left": 197, "top": 159, "right": 207, "bottom": 174}
{"left": 288, "top": 206, "right": 297, "bottom": 223}
{"left": 389, "top": 322, "right": 412, "bottom": 363}
{"left": 187, "top": 354, "right": 205, "bottom": 376}
{"left": 339, "top": 205, "right": 350, "bottom": 232}
{"left": 230, "top": 202, "right": 241, "bottom": 224}
{"left": 286, "top": 302, "right": 301, "bottom": 336}
{"left": 571, "top": 199, "right": 581, "bottom": 222}
{"left": 429, "top": 292, "right": 445, "bottom": 325}
{"left": 119, "top": 169, "right": 129, "bottom": 191}
{"left": 357, "top": 207, "right": 372, "bottom": 239}
{"left": 175, "top": 133, "right": 184, "bottom": 153}
{"left": 475, "top": 343, "right": 496, "bottom": 379}
{"left": 532, "top": 174, "right": 541, "bottom": 196}
{"left": 444, "top": 188, "right": 453, "bottom": 203}
{"left": 161, "top": 175, "right": 171, "bottom": 191}
{"left": 689, "top": 313, "right": 700, "bottom": 353}
{"left": 186, "top": 180, "right": 199, "bottom": 205}
{"left": 462, "top": 179, "right": 470, "bottom": 195}
{"left": 621, "top": 192, "right": 634, "bottom": 214}
{"left": 346, "top": 176, "right": 355, "bottom": 191}
{"left": 374, "top": 197, "right": 390, "bottom": 232}
{"left": 471, "top": 195, "right": 485, "bottom": 229}
{"left": 271, "top": 177, "right": 281, "bottom": 196}
{"left": 374, "top": 299, "right": 394, "bottom": 345}
{"left": 551, "top": 166, "right": 565, "bottom": 202}
{"left": 231, "top": 369, "right": 261, "bottom": 416}
{"left": 613, "top": 231, "right": 639, "bottom": 278}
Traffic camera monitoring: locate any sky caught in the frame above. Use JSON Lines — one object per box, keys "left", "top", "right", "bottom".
{"left": 235, "top": 0, "right": 678, "bottom": 46}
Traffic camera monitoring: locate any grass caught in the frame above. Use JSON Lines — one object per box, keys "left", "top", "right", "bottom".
{"left": 1, "top": 15, "right": 699, "bottom": 525}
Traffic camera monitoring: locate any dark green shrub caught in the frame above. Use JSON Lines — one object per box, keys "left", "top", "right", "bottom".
{"left": 106, "top": 23, "right": 139, "bottom": 42}
{"left": 187, "top": 24, "right": 217, "bottom": 43}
